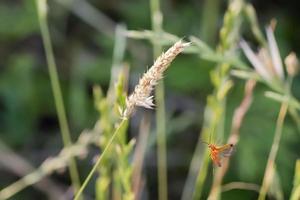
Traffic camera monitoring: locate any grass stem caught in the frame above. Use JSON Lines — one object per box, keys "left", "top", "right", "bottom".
{"left": 36, "top": 0, "right": 81, "bottom": 195}
{"left": 74, "top": 119, "right": 127, "bottom": 200}
{"left": 150, "top": 0, "right": 168, "bottom": 199}
{"left": 258, "top": 102, "right": 288, "bottom": 200}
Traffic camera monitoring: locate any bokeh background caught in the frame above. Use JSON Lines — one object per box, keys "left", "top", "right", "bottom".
{"left": 1, "top": 0, "right": 300, "bottom": 199}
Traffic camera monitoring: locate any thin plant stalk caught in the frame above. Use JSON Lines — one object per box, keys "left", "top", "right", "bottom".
{"left": 155, "top": 83, "right": 168, "bottom": 200}
{"left": 258, "top": 102, "right": 289, "bottom": 200}
{"left": 36, "top": 0, "right": 81, "bottom": 195}
{"left": 150, "top": 0, "right": 168, "bottom": 200}
{"left": 0, "top": 130, "right": 95, "bottom": 199}
{"left": 193, "top": 0, "right": 244, "bottom": 196}
{"left": 192, "top": 86, "right": 227, "bottom": 200}
{"left": 287, "top": 76, "right": 300, "bottom": 133}
{"left": 56, "top": 0, "right": 116, "bottom": 38}
{"left": 94, "top": 24, "right": 128, "bottom": 200}
{"left": 182, "top": 1, "right": 244, "bottom": 199}
{"left": 74, "top": 119, "right": 128, "bottom": 200}
{"left": 222, "top": 182, "right": 260, "bottom": 193}
{"left": 133, "top": 114, "right": 151, "bottom": 199}
{"left": 290, "top": 160, "right": 300, "bottom": 200}
{"left": 208, "top": 79, "right": 256, "bottom": 199}
{"left": 0, "top": 140, "right": 65, "bottom": 199}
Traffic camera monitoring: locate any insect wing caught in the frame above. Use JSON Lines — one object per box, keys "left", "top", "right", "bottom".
{"left": 218, "top": 144, "right": 234, "bottom": 158}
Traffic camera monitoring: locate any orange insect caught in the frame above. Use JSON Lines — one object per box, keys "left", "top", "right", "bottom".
{"left": 202, "top": 141, "right": 234, "bottom": 167}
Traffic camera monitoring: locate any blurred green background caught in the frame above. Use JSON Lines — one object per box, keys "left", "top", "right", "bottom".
{"left": 1, "top": 0, "right": 300, "bottom": 199}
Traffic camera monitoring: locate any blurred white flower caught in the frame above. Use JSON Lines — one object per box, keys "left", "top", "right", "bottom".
{"left": 240, "top": 26, "right": 284, "bottom": 83}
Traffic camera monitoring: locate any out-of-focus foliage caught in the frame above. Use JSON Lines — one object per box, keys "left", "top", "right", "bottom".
{"left": 0, "top": 0, "right": 38, "bottom": 38}
{"left": 0, "top": 0, "right": 300, "bottom": 199}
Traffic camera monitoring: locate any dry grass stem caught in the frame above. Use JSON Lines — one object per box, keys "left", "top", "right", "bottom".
{"left": 122, "top": 40, "right": 190, "bottom": 118}
{"left": 208, "top": 79, "right": 256, "bottom": 200}
{"left": 0, "top": 142, "right": 65, "bottom": 199}
{"left": 132, "top": 114, "right": 151, "bottom": 199}
{"left": 0, "top": 131, "right": 98, "bottom": 200}
{"left": 258, "top": 102, "right": 289, "bottom": 200}
{"left": 222, "top": 182, "right": 260, "bottom": 193}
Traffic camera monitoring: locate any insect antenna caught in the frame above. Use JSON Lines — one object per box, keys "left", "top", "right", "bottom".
{"left": 209, "top": 131, "right": 212, "bottom": 144}
{"left": 200, "top": 139, "right": 209, "bottom": 145}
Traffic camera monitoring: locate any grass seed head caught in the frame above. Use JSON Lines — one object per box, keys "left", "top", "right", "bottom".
{"left": 122, "top": 40, "right": 190, "bottom": 118}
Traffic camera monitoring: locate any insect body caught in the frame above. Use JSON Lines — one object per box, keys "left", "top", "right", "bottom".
{"left": 206, "top": 143, "right": 234, "bottom": 167}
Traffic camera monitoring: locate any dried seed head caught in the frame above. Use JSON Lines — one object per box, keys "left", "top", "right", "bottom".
{"left": 122, "top": 40, "right": 190, "bottom": 118}
{"left": 285, "top": 52, "right": 299, "bottom": 77}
